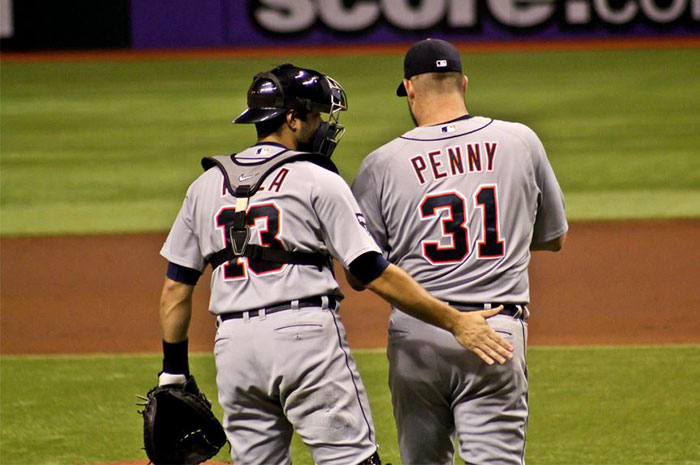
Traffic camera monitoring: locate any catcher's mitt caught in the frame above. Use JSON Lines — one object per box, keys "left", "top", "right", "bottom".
{"left": 138, "top": 375, "right": 226, "bottom": 465}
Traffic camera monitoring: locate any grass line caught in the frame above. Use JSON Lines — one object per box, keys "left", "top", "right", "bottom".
{"left": 1, "top": 344, "right": 698, "bottom": 361}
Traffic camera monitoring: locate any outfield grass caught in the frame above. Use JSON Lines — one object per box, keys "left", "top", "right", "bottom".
{"left": 2, "top": 48, "right": 699, "bottom": 236}
{"left": 1, "top": 346, "right": 699, "bottom": 465}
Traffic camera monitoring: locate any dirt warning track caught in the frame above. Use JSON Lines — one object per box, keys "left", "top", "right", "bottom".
{"left": 2, "top": 37, "right": 699, "bottom": 63}
{"left": 1, "top": 219, "right": 699, "bottom": 355}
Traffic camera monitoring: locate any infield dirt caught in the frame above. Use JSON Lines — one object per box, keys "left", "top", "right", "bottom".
{"left": 2, "top": 219, "right": 699, "bottom": 355}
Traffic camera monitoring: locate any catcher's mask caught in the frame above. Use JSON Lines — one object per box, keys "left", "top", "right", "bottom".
{"left": 234, "top": 63, "right": 347, "bottom": 158}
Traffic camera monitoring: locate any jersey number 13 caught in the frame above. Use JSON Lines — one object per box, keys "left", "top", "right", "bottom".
{"left": 215, "top": 203, "right": 285, "bottom": 280}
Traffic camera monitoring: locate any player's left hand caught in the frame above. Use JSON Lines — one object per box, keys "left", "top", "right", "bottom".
{"left": 451, "top": 306, "right": 514, "bottom": 365}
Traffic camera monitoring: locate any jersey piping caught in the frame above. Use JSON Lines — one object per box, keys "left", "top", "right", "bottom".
{"left": 400, "top": 118, "right": 494, "bottom": 142}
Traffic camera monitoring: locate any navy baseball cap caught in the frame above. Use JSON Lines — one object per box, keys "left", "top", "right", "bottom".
{"left": 396, "top": 38, "right": 463, "bottom": 97}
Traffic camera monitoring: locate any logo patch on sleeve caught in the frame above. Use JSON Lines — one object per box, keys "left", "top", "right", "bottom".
{"left": 356, "top": 213, "right": 368, "bottom": 230}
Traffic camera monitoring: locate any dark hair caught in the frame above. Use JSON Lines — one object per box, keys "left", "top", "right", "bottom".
{"left": 254, "top": 108, "right": 310, "bottom": 139}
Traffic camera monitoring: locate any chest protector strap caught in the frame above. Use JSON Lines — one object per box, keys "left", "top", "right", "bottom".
{"left": 202, "top": 151, "right": 338, "bottom": 271}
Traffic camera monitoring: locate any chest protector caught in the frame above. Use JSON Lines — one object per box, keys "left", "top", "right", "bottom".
{"left": 202, "top": 150, "right": 338, "bottom": 271}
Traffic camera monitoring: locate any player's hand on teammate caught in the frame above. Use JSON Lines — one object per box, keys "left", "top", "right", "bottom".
{"left": 452, "top": 306, "right": 514, "bottom": 365}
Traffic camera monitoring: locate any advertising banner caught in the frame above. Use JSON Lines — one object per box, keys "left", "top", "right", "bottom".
{"left": 132, "top": 0, "right": 700, "bottom": 48}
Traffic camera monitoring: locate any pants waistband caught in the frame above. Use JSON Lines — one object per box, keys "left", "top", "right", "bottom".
{"left": 219, "top": 295, "right": 337, "bottom": 322}
{"left": 448, "top": 302, "right": 528, "bottom": 320}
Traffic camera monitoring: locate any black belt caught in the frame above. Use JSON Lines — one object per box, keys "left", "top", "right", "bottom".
{"left": 449, "top": 302, "right": 527, "bottom": 319}
{"left": 219, "top": 295, "right": 337, "bottom": 321}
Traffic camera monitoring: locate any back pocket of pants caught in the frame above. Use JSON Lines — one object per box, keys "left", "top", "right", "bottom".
{"left": 273, "top": 323, "right": 324, "bottom": 341}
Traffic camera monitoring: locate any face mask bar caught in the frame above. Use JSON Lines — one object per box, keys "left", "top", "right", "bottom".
{"left": 326, "top": 75, "right": 348, "bottom": 117}
{"left": 312, "top": 76, "right": 347, "bottom": 158}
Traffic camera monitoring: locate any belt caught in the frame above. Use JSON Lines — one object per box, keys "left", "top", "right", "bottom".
{"left": 219, "top": 295, "right": 337, "bottom": 322}
{"left": 448, "top": 302, "right": 528, "bottom": 319}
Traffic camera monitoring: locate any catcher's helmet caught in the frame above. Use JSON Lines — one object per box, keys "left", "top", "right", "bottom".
{"left": 234, "top": 63, "right": 346, "bottom": 123}
{"left": 234, "top": 63, "right": 348, "bottom": 157}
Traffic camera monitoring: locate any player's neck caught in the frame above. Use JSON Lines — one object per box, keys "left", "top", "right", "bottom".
{"left": 258, "top": 132, "right": 297, "bottom": 151}
{"left": 412, "top": 97, "right": 469, "bottom": 127}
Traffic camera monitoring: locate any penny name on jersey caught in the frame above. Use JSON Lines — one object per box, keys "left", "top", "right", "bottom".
{"left": 410, "top": 142, "right": 498, "bottom": 186}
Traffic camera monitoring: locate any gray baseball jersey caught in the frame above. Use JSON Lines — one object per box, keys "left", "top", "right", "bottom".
{"left": 352, "top": 115, "right": 568, "bottom": 304}
{"left": 352, "top": 115, "right": 567, "bottom": 465}
{"left": 161, "top": 143, "right": 381, "bottom": 313}
{"left": 161, "top": 143, "right": 381, "bottom": 464}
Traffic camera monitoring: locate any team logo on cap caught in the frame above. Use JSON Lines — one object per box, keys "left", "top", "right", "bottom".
{"left": 436, "top": 60, "right": 447, "bottom": 67}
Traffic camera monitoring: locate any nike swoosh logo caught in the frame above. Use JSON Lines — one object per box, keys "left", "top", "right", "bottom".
{"left": 238, "top": 173, "right": 258, "bottom": 182}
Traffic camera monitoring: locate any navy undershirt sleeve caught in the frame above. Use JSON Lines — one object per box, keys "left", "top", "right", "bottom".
{"left": 166, "top": 262, "right": 202, "bottom": 285}
{"left": 348, "top": 251, "right": 390, "bottom": 285}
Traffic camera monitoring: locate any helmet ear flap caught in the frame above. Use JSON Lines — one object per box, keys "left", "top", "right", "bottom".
{"left": 246, "top": 71, "right": 287, "bottom": 110}
{"left": 234, "top": 72, "right": 288, "bottom": 124}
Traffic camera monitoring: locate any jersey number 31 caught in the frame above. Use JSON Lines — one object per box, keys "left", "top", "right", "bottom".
{"left": 419, "top": 186, "right": 505, "bottom": 264}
